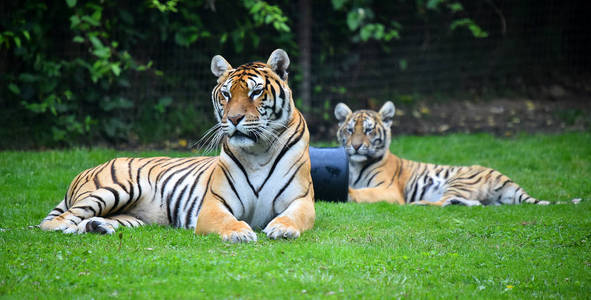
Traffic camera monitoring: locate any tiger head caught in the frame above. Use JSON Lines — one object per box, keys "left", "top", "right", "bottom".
{"left": 335, "top": 101, "right": 396, "bottom": 163}
{"left": 210, "top": 49, "right": 294, "bottom": 149}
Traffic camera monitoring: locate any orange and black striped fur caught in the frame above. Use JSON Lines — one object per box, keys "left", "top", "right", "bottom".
{"left": 40, "top": 49, "right": 315, "bottom": 242}
{"left": 335, "top": 101, "right": 567, "bottom": 206}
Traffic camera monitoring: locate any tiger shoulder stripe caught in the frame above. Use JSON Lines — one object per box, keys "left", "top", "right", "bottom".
{"left": 40, "top": 49, "right": 315, "bottom": 242}
{"left": 334, "top": 101, "right": 580, "bottom": 206}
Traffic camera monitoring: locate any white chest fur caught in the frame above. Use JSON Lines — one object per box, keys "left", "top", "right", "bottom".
{"left": 214, "top": 138, "right": 308, "bottom": 229}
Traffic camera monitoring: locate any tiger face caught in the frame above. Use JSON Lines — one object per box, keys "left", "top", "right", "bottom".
{"left": 210, "top": 49, "right": 293, "bottom": 149}
{"left": 335, "top": 101, "right": 396, "bottom": 163}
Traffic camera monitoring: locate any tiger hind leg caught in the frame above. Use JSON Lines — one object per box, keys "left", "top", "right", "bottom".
{"left": 40, "top": 197, "right": 68, "bottom": 224}
{"left": 40, "top": 188, "right": 132, "bottom": 233}
{"left": 495, "top": 181, "right": 550, "bottom": 205}
{"left": 76, "top": 215, "right": 145, "bottom": 234}
{"left": 40, "top": 209, "right": 88, "bottom": 234}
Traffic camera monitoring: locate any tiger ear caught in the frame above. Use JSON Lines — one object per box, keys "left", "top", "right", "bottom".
{"left": 211, "top": 55, "right": 232, "bottom": 77}
{"left": 379, "top": 101, "right": 396, "bottom": 127}
{"left": 267, "top": 49, "right": 290, "bottom": 81}
{"left": 334, "top": 103, "right": 352, "bottom": 125}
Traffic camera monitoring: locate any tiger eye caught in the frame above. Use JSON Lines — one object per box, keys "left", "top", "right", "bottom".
{"left": 251, "top": 88, "right": 263, "bottom": 97}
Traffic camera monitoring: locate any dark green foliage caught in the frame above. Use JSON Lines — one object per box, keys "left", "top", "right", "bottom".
{"left": 1, "top": 1, "right": 584, "bottom": 147}
{"left": 0, "top": 0, "right": 294, "bottom": 148}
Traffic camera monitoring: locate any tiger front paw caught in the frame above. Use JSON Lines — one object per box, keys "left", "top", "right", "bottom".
{"left": 39, "top": 217, "right": 77, "bottom": 234}
{"left": 77, "top": 217, "right": 115, "bottom": 234}
{"left": 263, "top": 216, "right": 301, "bottom": 240}
{"left": 220, "top": 220, "right": 257, "bottom": 243}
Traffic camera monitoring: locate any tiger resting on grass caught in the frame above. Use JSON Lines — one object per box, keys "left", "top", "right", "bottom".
{"left": 335, "top": 101, "right": 581, "bottom": 206}
{"left": 40, "top": 49, "right": 315, "bottom": 242}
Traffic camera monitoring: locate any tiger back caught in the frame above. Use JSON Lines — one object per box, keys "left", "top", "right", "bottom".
{"left": 40, "top": 49, "right": 315, "bottom": 242}
{"left": 334, "top": 101, "right": 568, "bottom": 206}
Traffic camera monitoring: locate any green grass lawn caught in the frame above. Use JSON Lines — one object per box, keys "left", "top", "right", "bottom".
{"left": 1, "top": 133, "right": 590, "bottom": 298}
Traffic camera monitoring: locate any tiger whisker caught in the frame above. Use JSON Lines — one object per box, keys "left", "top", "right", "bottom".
{"left": 206, "top": 129, "right": 226, "bottom": 154}
{"left": 266, "top": 120, "right": 288, "bottom": 130}
{"left": 192, "top": 123, "right": 222, "bottom": 149}
{"left": 195, "top": 123, "right": 226, "bottom": 154}
{"left": 191, "top": 123, "right": 221, "bottom": 147}
{"left": 253, "top": 127, "right": 282, "bottom": 152}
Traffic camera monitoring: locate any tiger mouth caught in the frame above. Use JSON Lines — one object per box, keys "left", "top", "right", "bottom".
{"left": 348, "top": 154, "right": 369, "bottom": 163}
{"left": 230, "top": 130, "right": 257, "bottom": 141}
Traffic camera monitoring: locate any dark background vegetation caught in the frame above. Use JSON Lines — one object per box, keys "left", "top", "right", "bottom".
{"left": 1, "top": 0, "right": 590, "bottom": 149}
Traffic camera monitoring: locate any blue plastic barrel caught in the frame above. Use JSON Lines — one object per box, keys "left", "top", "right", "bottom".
{"left": 309, "top": 147, "right": 349, "bottom": 202}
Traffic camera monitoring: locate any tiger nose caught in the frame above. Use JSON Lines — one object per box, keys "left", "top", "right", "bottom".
{"left": 228, "top": 114, "right": 245, "bottom": 126}
{"left": 352, "top": 143, "right": 362, "bottom": 151}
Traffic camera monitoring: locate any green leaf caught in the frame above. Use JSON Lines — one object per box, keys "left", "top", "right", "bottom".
{"left": 447, "top": 2, "right": 463, "bottom": 12}
{"left": 72, "top": 36, "right": 84, "bottom": 43}
{"left": 347, "top": 11, "right": 361, "bottom": 31}
{"left": 374, "top": 24, "right": 385, "bottom": 39}
{"left": 154, "top": 97, "right": 173, "bottom": 113}
{"left": 450, "top": 18, "right": 488, "bottom": 38}
{"left": 84, "top": 115, "right": 93, "bottom": 131}
{"left": 81, "top": 15, "right": 100, "bottom": 27}
{"left": 88, "top": 35, "right": 103, "bottom": 49}
{"left": 278, "top": 23, "right": 290, "bottom": 32}
{"left": 90, "top": 9, "right": 102, "bottom": 23}
{"left": 22, "top": 30, "right": 30, "bottom": 41}
{"left": 64, "top": 90, "right": 73, "bottom": 100}
{"left": 70, "top": 15, "right": 80, "bottom": 28}
{"left": 384, "top": 29, "right": 400, "bottom": 41}
{"left": 65, "top": 0, "right": 76, "bottom": 8}
{"left": 92, "top": 47, "right": 110, "bottom": 58}
{"left": 450, "top": 18, "right": 470, "bottom": 30}
{"left": 110, "top": 64, "right": 121, "bottom": 76}
{"left": 14, "top": 37, "right": 21, "bottom": 48}
{"left": 360, "top": 25, "right": 372, "bottom": 41}
{"left": 200, "top": 31, "right": 211, "bottom": 38}
{"left": 469, "top": 24, "right": 488, "bottom": 38}
{"left": 426, "top": 0, "right": 444, "bottom": 10}
{"left": 8, "top": 83, "right": 20, "bottom": 95}
{"left": 331, "top": 0, "right": 348, "bottom": 10}
{"left": 249, "top": 2, "right": 263, "bottom": 14}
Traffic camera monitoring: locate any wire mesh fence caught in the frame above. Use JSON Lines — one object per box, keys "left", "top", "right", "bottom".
{"left": 1, "top": 0, "right": 589, "bottom": 147}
